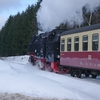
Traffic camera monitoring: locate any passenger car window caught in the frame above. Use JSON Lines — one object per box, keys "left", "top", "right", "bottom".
{"left": 67, "top": 38, "right": 71, "bottom": 51}
{"left": 61, "top": 39, "right": 65, "bottom": 51}
{"left": 83, "top": 35, "right": 88, "bottom": 51}
{"left": 74, "top": 37, "right": 79, "bottom": 51}
{"left": 92, "top": 34, "right": 98, "bottom": 51}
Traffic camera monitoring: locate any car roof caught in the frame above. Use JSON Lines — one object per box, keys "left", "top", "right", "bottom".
{"left": 60, "top": 23, "right": 100, "bottom": 36}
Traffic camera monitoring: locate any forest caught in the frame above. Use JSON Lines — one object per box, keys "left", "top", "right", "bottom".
{"left": 0, "top": 1, "right": 100, "bottom": 57}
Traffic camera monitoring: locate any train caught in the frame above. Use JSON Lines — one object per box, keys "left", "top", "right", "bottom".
{"left": 29, "top": 23, "right": 100, "bottom": 78}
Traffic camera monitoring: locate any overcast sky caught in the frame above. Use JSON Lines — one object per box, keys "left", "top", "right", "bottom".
{"left": 0, "top": 0, "right": 38, "bottom": 29}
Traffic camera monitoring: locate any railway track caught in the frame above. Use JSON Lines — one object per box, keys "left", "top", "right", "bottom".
{"left": 64, "top": 74, "right": 100, "bottom": 85}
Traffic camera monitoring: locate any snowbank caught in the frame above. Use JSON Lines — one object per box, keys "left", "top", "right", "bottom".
{"left": 0, "top": 92, "right": 70, "bottom": 100}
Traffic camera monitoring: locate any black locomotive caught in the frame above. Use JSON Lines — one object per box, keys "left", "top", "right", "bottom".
{"left": 29, "top": 29, "right": 67, "bottom": 72}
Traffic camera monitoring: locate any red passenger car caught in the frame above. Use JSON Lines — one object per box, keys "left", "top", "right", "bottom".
{"left": 60, "top": 23, "right": 100, "bottom": 78}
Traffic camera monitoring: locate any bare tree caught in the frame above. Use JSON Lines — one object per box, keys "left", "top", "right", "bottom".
{"left": 82, "top": 11, "right": 93, "bottom": 26}
{"left": 82, "top": 4, "right": 94, "bottom": 26}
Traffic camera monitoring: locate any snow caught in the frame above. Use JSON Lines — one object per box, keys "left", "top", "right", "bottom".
{"left": 0, "top": 55, "right": 100, "bottom": 100}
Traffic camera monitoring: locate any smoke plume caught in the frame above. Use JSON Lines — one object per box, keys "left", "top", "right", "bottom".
{"left": 37, "top": 0, "right": 100, "bottom": 32}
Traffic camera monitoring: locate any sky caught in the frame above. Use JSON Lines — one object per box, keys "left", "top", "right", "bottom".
{"left": 0, "top": 0, "right": 38, "bottom": 29}
{"left": 0, "top": 55, "right": 100, "bottom": 100}
{"left": 37, "top": 0, "right": 100, "bottom": 32}
{"left": 1, "top": 0, "right": 100, "bottom": 32}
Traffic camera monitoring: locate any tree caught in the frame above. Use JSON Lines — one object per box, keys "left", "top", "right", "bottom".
{"left": 0, "top": 0, "right": 42, "bottom": 56}
{"left": 82, "top": 4, "right": 100, "bottom": 26}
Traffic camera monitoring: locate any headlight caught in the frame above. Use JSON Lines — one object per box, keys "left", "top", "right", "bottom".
{"left": 57, "top": 55, "right": 60, "bottom": 58}
{"left": 35, "top": 49, "right": 37, "bottom": 52}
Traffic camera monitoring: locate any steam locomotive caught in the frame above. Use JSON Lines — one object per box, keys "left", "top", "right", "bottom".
{"left": 29, "top": 29, "right": 66, "bottom": 72}
{"left": 29, "top": 23, "right": 100, "bottom": 78}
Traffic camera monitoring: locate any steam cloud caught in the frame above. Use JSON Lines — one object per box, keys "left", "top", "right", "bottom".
{"left": 37, "top": 0, "right": 100, "bottom": 32}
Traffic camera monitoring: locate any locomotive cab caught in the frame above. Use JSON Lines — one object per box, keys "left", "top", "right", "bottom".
{"left": 46, "top": 29, "right": 66, "bottom": 62}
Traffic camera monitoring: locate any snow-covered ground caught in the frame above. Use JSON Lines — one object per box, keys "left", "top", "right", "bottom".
{"left": 0, "top": 55, "right": 100, "bottom": 100}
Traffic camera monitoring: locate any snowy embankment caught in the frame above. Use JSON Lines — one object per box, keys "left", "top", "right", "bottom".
{"left": 0, "top": 55, "right": 100, "bottom": 100}
{"left": 0, "top": 93, "right": 64, "bottom": 100}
